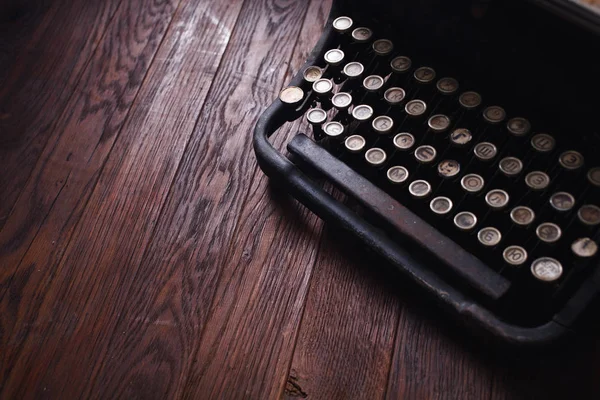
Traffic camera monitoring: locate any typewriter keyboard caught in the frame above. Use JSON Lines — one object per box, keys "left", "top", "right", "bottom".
{"left": 278, "top": 16, "right": 600, "bottom": 324}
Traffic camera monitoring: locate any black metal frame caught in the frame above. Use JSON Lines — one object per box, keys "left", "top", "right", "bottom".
{"left": 253, "top": 0, "right": 600, "bottom": 346}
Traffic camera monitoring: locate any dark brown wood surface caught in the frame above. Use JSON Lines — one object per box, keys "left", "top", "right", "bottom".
{"left": 1, "top": 0, "right": 599, "bottom": 399}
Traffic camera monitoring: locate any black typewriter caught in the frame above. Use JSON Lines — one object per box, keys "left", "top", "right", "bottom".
{"left": 253, "top": 0, "right": 600, "bottom": 346}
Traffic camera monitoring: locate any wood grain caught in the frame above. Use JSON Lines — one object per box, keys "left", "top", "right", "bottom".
{"left": 0, "top": 0, "right": 241, "bottom": 396}
{"left": 0, "top": 0, "right": 120, "bottom": 228}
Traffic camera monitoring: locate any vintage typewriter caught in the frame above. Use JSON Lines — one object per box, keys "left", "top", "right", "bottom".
{"left": 253, "top": 0, "right": 600, "bottom": 346}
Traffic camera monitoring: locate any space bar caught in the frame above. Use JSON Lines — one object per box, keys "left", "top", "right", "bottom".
{"left": 287, "top": 134, "right": 511, "bottom": 300}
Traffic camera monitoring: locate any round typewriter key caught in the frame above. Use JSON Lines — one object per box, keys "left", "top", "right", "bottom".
{"left": 384, "top": 87, "right": 406, "bottom": 105}
{"left": 558, "top": 150, "right": 584, "bottom": 170}
{"left": 503, "top": 246, "right": 528, "bottom": 266}
{"left": 413, "top": 67, "right": 436, "bottom": 84}
{"left": 507, "top": 117, "right": 531, "bottom": 137}
{"left": 549, "top": 192, "right": 575, "bottom": 212}
{"left": 414, "top": 145, "right": 437, "bottom": 164}
{"left": 279, "top": 86, "right": 304, "bottom": 105}
{"left": 372, "top": 116, "right": 394, "bottom": 135}
{"left": 345, "top": 135, "right": 366, "bottom": 153}
{"left": 352, "top": 104, "right": 374, "bottom": 121}
{"left": 365, "top": 148, "right": 387, "bottom": 166}
{"left": 499, "top": 157, "right": 523, "bottom": 177}
{"left": 478, "top": 227, "right": 502, "bottom": 247}
{"left": 363, "top": 75, "right": 384, "bottom": 92}
{"left": 578, "top": 204, "right": 600, "bottom": 226}
{"left": 405, "top": 100, "right": 427, "bottom": 117}
{"left": 387, "top": 166, "right": 409, "bottom": 184}
{"left": 332, "top": 92, "right": 352, "bottom": 109}
{"left": 571, "top": 238, "right": 598, "bottom": 258}
{"left": 510, "top": 206, "right": 535, "bottom": 226}
{"left": 303, "top": 66, "right": 323, "bottom": 83}
{"left": 531, "top": 257, "right": 563, "bottom": 282}
{"left": 536, "top": 222, "right": 562, "bottom": 243}
{"left": 372, "top": 39, "right": 394, "bottom": 56}
{"left": 525, "top": 171, "right": 550, "bottom": 191}
{"left": 324, "top": 49, "right": 345, "bottom": 66}
{"left": 351, "top": 27, "right": 372, "bottom": 43}
{"left": 333, "top": 16, "right": 353, "bottom": 33}
{"left": 323, "top": 121, "right": 344, "bottom": 138}
{"left": 450, "top": 128, "right": 472, "bottom": 147}
{"left": 458, "top": 91, "right": 482, "bottom": 109}
{"left": 306, "top": 108, "right": 327, "bottom": 124}
{"left": 436, "top": 77, "right": 459, "bottom": 95}
{"left": 409, "top": 180, "right": 432, "bottom": 198}
{"left": 473, "top": 142, "right": 497, "bottom": 161}
{"left": 485, "top": 189, "right": 510, "bottom": 210}
{"left": 454, "top": 211, "right": 477, "bottom": 231}
{"left": 587, "top": 167, "right": 600, "bottom": 187}
{"left": 531, "top": 133, "right": 556, "bottom": 153}
{"left": 427, "top": 114, "right": 451, "bottom": 133}
{"left": 343, "top": 62, "right": 364, "bottom": 78}
{"left": 438, "top": 160, "right": 460, "bottom": 178}
{"left": 430, "top": 196, "right": 453, "bottom": 215}
{"left": 313, "top": 78, "right": 334, "bottom": 95}
{"left": 393, "top": 133, "right": 415, "bottom": 151}
{"left": 482, "top": 106, "right": 506, "bottom": 124}
{"left": 390, "top": 56, "right": 411, "bottom": 73}
{"left": 461, "top": 174, "right": 485, "bottom": 193}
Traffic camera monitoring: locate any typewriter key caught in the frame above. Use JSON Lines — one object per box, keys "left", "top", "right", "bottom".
{"left": 536, "top": 222, "right": 562, "bottom": 243}
{"left": 450, "top": 128, "right": 473, "bottom": 147}
{"left": 345, "top": 135, "right": 366, "bottom": 153}
{"left": 393, "top": 133, "right": 415, "bottom": 151}
{"left": 427, "top": 114, "right": 451, "bottom": 133}
{"left": 414, "top": 67, "right": 436, "bottom": 84}
{"left": 558, "top": 150, "right": 584, "bottom": 171}
{"left": 352, "top": 104, "right": 374, "bottom": 122}
{"left": 351, "top": 27, "right": 373, "bottom": 43}
{"left": 363, "top": 75, "right": 385, "bottom": 92}
{"left": 461, "top": 174, "right": 485, "bottom": 193}
{"left": 499, "top": 157, "right": 523, "bottom": 177}
{"left": 405, "top": 100, "right": 427, "bottom": 117}
{"left": 474, "top": 142, "right": 497, "bottom": 161}
{"left": 332, "top": 92, "right": 352, "bottom": 110}
{"left": 323, "top": 121, "right": 344, "bottom": 138}
{"left": 303, "top": 66, "right": 323, "bottom": 84}
{"left": 578, "top": 204, "right": 600, "bottom": 226}
{"left": 485, "top": 189, "right": 510, "bottom": 210}
{"left": 333, "top": 16, "right": 353, "bottom": 33}
{"left": 414, "top": 145, "right": 437, "bottom": 164}
{"left": 503, "top": 246, "right": 528, "bottom": 266}
{"left": 438, "top": 160, "right": 460, "bottom": 178}
{"left": 507, "top": 117, "right": 531, "bottom": 137}
{"left": 390, "top": 56, "right": 412, "bottom": 73}
{"left": 478, "top": 227, "right": 502, "bottom": 247}
{"left": 313, "top": 78, "right": 333, "bottom": 94}
{"left": 549, "top": 192, "right": 575, "bottom": 212}
{"left": 454, "top": 211, "right": 478, "bottom": 231}
{"left": 482, "top": 106, "right": 506, "bottom": 124}
{"left": 365, "top": 148, "right": 387, "bottom": 166}
{"left": 458, "top": 91, "right": 482, "bottom": 110}
{"left": 430, "top": 196, "right": 453, "bottom": 215}
{"left": 306, "top": 108, "right": 327, "bottom": 125}
{"left": 343, "top": 62, "right": 365, "bottom": 79}
{"left": 571, "top": 238, "right": 598, "bottom": 258}
{"left": 324, "top": 49, "right": 345, "bottom": 66}
{"left": 372, "top": 116, "right": 394, "bottom": 135}
{"left": 436, "top": 77, "right": 459, "bottom": 95}
{"left": 531, "top": 257, "right": 563, "bottom": 282}
{"left": 531, "top": 133, "right": 556, "bottom": 153}
{"left": 409, "top": 180, "right": 432, "bottom": 198}
{"left": 279, "top": 86, "right": 304, "bottom": 105}
{"left": 387, "top": 166, "right": 409, "bottom": 184}
{"left": 372, "top": 39, "right": 394, "bottom": 56}
{"left": 525, "top": 171, "right": 550, "bottom": 191}
{"left": 510, "top": 206, "right": 536, "bottom": 226}
{"left": 587, "top": 167, "right": 600, "bottom": 187}
{"left": 384, "top": 87, "right": 406, "bottom": 106}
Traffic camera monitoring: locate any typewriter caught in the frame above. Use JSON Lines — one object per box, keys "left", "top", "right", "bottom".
{"left": 253, "top": 0, "right": 600, "bottom": 346}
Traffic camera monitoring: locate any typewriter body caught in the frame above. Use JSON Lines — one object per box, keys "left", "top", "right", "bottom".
{"left": 253, "top": 0, "right": 600, "bottom": 346}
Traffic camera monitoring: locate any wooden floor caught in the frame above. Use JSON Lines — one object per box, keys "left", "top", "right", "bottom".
{"left": 1, "top": 0, "right": 600, "bottom": 398}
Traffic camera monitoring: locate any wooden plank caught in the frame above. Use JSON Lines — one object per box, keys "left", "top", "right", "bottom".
{"left": 0, "top": 0, "right": 242, "bottom": 397}
{"left": 0, "top": 0, "right": 120, "bottom": 228}
{"left": 283, "top": 226, "right": 401, "bottom": 400}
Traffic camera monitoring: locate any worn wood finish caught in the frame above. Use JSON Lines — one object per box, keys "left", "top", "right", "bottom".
{"left": 0, "top": 0, "right": 120, "bottom": 228}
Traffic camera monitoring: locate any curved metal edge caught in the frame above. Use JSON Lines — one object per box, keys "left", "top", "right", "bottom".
{"left": 251, "top": 0, "right": 587, "bottom": 347}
